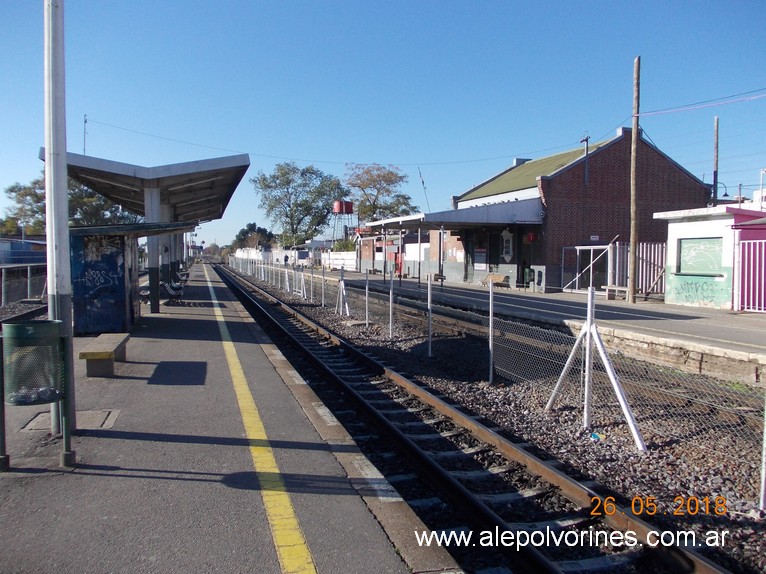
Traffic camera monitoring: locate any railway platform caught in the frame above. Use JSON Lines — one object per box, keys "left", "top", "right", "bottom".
{"left": 0, "top": 263, "right": 458, "bottom": 574}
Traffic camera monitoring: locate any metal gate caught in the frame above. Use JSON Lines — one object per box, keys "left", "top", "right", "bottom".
{"left": 736, "top": 239, "right": 766, "bottom": 313}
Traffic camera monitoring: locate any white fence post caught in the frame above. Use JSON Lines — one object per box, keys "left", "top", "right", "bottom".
{"left": 488, "top": 280, "right": 494, "bottom": 385}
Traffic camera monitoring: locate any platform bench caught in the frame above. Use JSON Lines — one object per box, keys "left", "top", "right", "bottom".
{"left": 79, "top": 333, "right": 130, "bottom": 377}
{"left": 602, "top": 285, "right": 630, "bottom": 300}
{"left": 480, "top": 273, "right": 510, "bottom": 287}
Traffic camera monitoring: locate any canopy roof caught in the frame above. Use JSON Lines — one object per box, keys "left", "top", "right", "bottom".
{"left": 368, "top": 198, "right": 543, "bottom": 231}
{"left": 40, "top": 150, "right": 250, "bottom": 223}
{"left": 69, "top": 221, "right": 196, "bottom": 237}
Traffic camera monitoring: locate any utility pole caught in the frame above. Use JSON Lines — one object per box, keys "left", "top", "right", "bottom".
{"left": 712, "top": 116, "right": 719, "bottom": 206}
{"left": 628, "top": 56, "right": 640, "bottom": 304}
{"left": 580, "top": 134, "right": 590, "bottom": 188}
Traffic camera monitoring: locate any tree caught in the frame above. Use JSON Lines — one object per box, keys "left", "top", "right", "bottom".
{"left": 251, "top": 162, "right": 347, "bottom": 246}
{"left": 2, "top": 171, "right": 143, "bottom": 234}
{"left": 68, "top": 179, "right": 143, "bottom": 226}
{"left": 2, "top": 178, "right": 46, "bottom": 235}
{"left": 345, "top": 163, "right": 418, "bottom": 222}
{"left": 232, "top": 222, "right": 275, "bottom": 250}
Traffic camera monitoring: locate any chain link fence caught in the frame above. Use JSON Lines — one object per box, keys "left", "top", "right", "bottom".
{"left": 489, "top": 314, "right": 764, "bottom": 455}
{"left": 1, "top": 265, "right": 47, "bottom": 306}
{"left": 232, "top": 258, "right": 766, "bottom": 506}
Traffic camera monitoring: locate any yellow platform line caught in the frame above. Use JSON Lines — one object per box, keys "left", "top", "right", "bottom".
{"left": 204, "top": 265, "right": 316, "bottom": 574}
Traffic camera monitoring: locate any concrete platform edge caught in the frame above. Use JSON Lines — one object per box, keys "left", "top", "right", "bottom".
{"left": 232, "top": 300, "right": 463, "bottom": 574}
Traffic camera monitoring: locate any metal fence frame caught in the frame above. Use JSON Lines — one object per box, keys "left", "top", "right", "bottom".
{"left": 233, "top": 257, "right": 765, "bottom": 508}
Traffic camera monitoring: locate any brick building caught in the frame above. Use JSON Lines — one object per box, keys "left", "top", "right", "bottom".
{"left": 367, "top": 127, "right": 711, "bottom": 292}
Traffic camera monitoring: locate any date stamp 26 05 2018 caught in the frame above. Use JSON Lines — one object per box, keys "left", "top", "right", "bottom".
{"left": 590, "top": 495, "right": 727, "bottom": 518}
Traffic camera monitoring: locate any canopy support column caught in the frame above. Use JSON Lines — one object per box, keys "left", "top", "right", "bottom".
{"left": 144, "top": 186, "right": 161, "bottom": 313}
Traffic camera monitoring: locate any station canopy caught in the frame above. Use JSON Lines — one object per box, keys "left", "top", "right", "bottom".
{"left": 367, "top": 197, "right": 544, "bottom": 231}
{"left": 41, "top": 150, "right": 250, "bottom": 223}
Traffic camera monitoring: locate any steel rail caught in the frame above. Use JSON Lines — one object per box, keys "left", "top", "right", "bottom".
{"left": 218, "top": 264, "right": 731, "bottom": 574}
{"left": 217, "top": 264, "right": 563, "bottom": 573}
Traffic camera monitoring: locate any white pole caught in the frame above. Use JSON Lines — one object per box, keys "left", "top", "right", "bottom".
{"left": 365, "top": 269, "right": 369, "bottom": 328}
{"left": 389, "top": 264, "right": 394, "bottom": 340}
{"left": 545, "top": 327, "right": 588, "bottom": 411}
{"left": 488, "top": 280, "right": 494, "bottom": 384}
{"left": 591, "top": 326, "right": 647, "bottom": 452}
{"left": 44, "top": 0, "right": 75, "bottom": 463}
{"left": 427, "top": 273, "right": 433, "bottom": 358}
{"left": 583, "top": 287, "right": 595, "bottom": 430}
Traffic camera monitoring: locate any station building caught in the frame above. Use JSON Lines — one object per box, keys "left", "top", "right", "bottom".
{"left": 366, "top": 128, "right": 711, "bottom": 293}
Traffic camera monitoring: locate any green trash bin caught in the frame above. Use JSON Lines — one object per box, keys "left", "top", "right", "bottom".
{"left": 3, "top": 320, "right": 65, "bottom": 406}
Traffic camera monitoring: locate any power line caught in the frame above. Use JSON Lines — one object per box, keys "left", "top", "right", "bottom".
{"left": 639, "top": 88, "right": 766, "bottom": 117}
{"left": 86, "top": 117, "right": 583, "bottom": 168}
{"left": 87, "top": 86, "right": 765, "bottom": 170}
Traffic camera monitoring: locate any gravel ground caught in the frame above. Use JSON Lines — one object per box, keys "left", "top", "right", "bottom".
{"left": 267, "top": 286, "right": 765, "bottom": 574}
{"left": 0, "top": 301, "right": 47, "bottom": 323}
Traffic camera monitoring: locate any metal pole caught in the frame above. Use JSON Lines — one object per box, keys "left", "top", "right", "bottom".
{"left": 27, "top": 266, "right": 33, "bottom": 299}
{"left": 0, "top": 364, "right": 9, "bottom": 471}
{"left": 44, "top": 0, "right": 75, "bottom": 465}
{"left": 712, "top": 116, "right": 719, "bottom": 206}
{"left": 417, "top": 227, "right": 422, "bottom": 286}
{"left": 1, "top": 269, "right": 6, "bottom": 307}
{"left": 389, "top": 265, "right": 394, "bottom": 340}
{"left": 398, "top": 228, "right": 403, "bottom": 288}
{"left": 427, "top": 273, "right": 432, "bottom": 358}
{"left": 545, "top": 327, "right": 588, "bottom": 411}
{"left": 488, "top": 280, "right": 494, "bottom": 385}
{"left": 583, "top": 287, "right": 595, "bottom": 430}
{"left": 365, "top": 269, "right": 369, "bottom": 328}
{"left": 591, "top": 325, "right": 647, "bottom": 452}
{"left": 628, "top": 56, "right": 640, "bottom": 304}
{"left": 438, "top": 225, "right": 444, "bottom": 280}
{"left": 321, "top": 265, "right": 325, "bottom": 307}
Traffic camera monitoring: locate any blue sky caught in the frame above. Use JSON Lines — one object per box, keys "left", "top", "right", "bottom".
{"left": 3, "top": 1, "right": 765, "bottom": 247}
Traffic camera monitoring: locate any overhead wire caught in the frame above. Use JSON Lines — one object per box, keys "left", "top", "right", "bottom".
{"left": 86, "top": 86, "right": 765, "bottom": 171}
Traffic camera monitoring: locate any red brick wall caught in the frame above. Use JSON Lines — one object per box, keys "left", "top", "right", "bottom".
{"left": 540, "top": 131, "right": 709, "bottom": 266}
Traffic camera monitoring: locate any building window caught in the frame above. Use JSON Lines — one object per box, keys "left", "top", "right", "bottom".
{"left": 501, "top": 228, "right": 514, "bottom": 262}
{"left": 677, "top": 237, "right": 723, "bottom": 275}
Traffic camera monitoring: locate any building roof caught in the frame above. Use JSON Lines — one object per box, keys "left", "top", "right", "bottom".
{"left": 39, "top": 150, "right": 250, "bottom": 223}
{"left": 368, "top": 198, "right": 543, "bottom": 231}
{"left": 456, "top": 127, "right": 708, "bottom": 205}
{"left": 456, "top": 141, "right": 608, "bottom": 203}
{"left": 69, "top": 221, "right": 196, "bottom": 238}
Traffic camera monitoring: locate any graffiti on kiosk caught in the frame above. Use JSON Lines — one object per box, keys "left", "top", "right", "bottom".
{"left": 673, "top": 280, "right": 723, "bottom": 304}
{"left": 77, "top": 267, "right": 123, "bottom": 298}
{"left": 84, "top": 236, "right": 122, "bottom": 262}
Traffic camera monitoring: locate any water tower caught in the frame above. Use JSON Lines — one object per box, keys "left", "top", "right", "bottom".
{"left": 332, "top": 200, "right": 354, "bottom": 241}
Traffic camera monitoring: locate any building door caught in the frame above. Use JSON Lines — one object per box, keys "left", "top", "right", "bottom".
{"left": 464, "top": 235, "right": 475, "bottom": 283}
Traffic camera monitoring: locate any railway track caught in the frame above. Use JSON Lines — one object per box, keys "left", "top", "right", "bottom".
{"left": 0, "top": 301, "right": 48, "bottom": 326}
{"left": 215, "top": 264, "right": 731, "bottom": 574}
